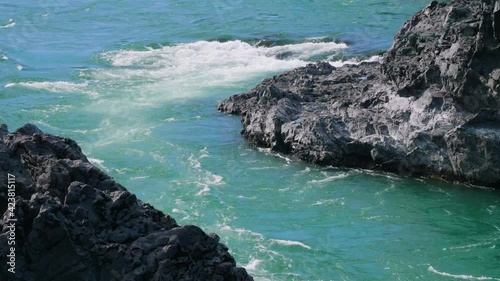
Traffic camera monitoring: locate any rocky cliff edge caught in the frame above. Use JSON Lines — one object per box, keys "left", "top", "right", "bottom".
{"left": 0, "top": 124, "right": 253, "bottom": 281}
{"left": 218, "top": 0, "right": 500, "bottom": 188}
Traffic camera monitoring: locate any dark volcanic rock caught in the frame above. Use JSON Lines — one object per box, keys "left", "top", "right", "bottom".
{"left": 218, "top": 0, "right": 500, "bottom": 188}
{"left": 0, "top": 124, "right": 253, "bottom": 281}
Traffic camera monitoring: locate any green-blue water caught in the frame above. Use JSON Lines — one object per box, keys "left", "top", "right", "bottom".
{"left": 1, "top": 0, "right": 499, "bottom": 280}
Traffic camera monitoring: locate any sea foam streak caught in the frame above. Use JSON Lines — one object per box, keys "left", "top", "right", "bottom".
{"left": 308, "top": 172, "right": 349, "bottom": 184}
{"left": 270, "top": 239, "right": 312, "bottom": 250}
{"left": 329, "top": 55, "right": 383, "bottom": 67}
{"left": 428, "top": 266, "right": 500, "bottom": 280}
{"left": 88, "top": 157, "right": 104, "bottom": 165}
{"left": 243, "top": 259, "right": 262, "bottom": 270}
{"left": 0, "top": 19, "right": 15, "bottom": 28}
{"left": 5, "top": 81, "right": 89, "bottom": 93}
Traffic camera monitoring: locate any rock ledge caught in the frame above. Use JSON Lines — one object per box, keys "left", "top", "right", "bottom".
{"left": 0, "top": 124, "right": 253, "bottom": 281}
{"left": 218, "top": 0, "right": 500, "bottom": 188}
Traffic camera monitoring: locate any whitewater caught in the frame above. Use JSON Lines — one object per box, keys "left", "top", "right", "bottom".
{"left": 1, "top": 0, "right": 499, "bottom": 280}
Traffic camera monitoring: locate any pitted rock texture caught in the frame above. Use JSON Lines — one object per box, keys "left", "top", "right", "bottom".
{"left": 0, "top": 124, "right": 253, "bottom": 281}
{"left": 218, "top": 0, "right": 500, "bottom": 188}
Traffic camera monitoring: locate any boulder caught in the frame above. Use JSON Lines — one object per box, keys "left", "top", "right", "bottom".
{"left": 218, "top": 0, "right": 500, "bottom": 188}
{"left": 0, "top": 124, "right": 253, "bottom": 281}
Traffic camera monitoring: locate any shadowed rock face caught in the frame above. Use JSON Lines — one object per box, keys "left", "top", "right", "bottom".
{"left": 218, "top": 0, "right": 500, "bottom": 188}
{"left": 0, "top": 124, "right": 253, "bottom": 281}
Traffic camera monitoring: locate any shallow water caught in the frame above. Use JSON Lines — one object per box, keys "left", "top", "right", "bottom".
{"left": 1, "top": 0, "right": 499, "bottom": 280}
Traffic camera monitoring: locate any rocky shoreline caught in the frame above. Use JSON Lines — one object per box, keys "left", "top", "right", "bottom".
{"left": 218, "top": 0, "right": 500, "bottom": 188}
{"left": 0, "top": 124, "right": 253, "bottom": 281}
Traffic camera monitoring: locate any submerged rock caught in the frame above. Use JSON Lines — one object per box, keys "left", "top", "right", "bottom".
{"left": 0, "top": 124, "right": 253, "bottom": 281}
{"left": 218, "top": 0, "right": 500, "bottom": 187}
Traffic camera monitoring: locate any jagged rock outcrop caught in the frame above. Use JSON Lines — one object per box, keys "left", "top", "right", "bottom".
{"left": 218, "top": 0, "right": 500, "bottom": 187}
{"left": 0, "top": 124, "right": 253, "bottom": 281}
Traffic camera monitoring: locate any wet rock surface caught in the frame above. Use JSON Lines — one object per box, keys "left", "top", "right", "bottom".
{"left": 218, "top": 0, "right": 500, "bottom": 188}
{"left": 0, "top": 124, "right": 253, "bottom": 281}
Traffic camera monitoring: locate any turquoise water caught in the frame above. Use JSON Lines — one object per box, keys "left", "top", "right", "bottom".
{"left": 1, "top": 0, "right": 500, "bottom": 280}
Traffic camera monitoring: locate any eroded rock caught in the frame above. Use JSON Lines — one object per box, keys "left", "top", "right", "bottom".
{"left": 219, "top": 0, "right": 500, "bottom": 187}
{"left": 0, "top": 124, "right": 253, "bottom": 281}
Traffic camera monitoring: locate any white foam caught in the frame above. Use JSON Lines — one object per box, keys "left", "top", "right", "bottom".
{"left": 207, "top": 173, "right": 223, "bottom": 185}
{"left": 269, "top": 41, "right": 347, "bottom": 60}
{"left": 5, "top": 39, "right": 351, "bottom": 155}
{"left": 101, "top": 40, "right": 346, "bottom": 67}
{"left": 256, "top": 147, "right": 292, "bottom": 163}
{"left": 188, "top": 154, "right": 202, "bottom": 169}
{"left": 196, "top": 184, "right": 210, "bottom": 196}
{"left": 1, "top": 55, "right": 8, "bottom": 61}
{"left": 248, "top": 166, "right": 277, "bottom": 170}
{"left": 219, "top": 225, "right": 265, "bottom": 239}
{"left": 428, "top": 266, "right": 500, "bottom": 280}
{"left": 150, "top": 152, "right": 166, "bottom": 163}
{"left": 130, "top": 176, "right": 149, "bottom": 180}
{"left": 8, "top": 39, "right": 351, "bottom": 154}
{"left": 364, "top": 215, "right": 381, "bottom": 220}
{"left": 298, "top": 166, "right": 312, "bottom": 174}
{"left": 87, "top": 157, "right": 104, "bottom": 166}
{"left": 0, "top": 19, "right": 15, "bottom": 28}
{"left": 194, "top": 171, "right": 224, "bottom": 196}
{"left": 91, "top": 40, "right": 348, "bottom": 100}
{"left": 329, "top": 55, "right": 383, "bottom": 67}
{"left": 274, "top": 153, "right": 292, "bottom": 163}
{"left": 308, "top": 172, "right": 349, "bottom": 184}
{"left": 4, "top": 81, "right": 89, "bottom": 93}
{"left": 375, "top": 184, "right": 396, "bottom": 195}
{"left": 19, "top": 104, "right": 72, "bottom": 115}
{"left": 270, "top": 239, "right": 312, "bottom": 250}
{"left": 443, "top": 238, "right": 499, "bottom": 251}
{"left": 199, "top": 147, "right": 209, "bottom": 158}
{"left": 311, "top": 198, "right": 343, "bottom": 206}
{"left": 243, "top": 259, "right": 262, "bottom": 270}
{"left": 16, "top": 65, "right": 23, "bottom": 71}
{"left": 305, "top": 36, "right": 330, "bottom": 42}
{"left": 237, "top": 195, "right": 257, "bottom": 200}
